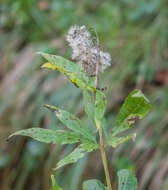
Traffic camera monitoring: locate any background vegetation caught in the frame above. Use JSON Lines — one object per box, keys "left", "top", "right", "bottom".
{"left": 0, "top": 0, "right": 168, "bottom": 189}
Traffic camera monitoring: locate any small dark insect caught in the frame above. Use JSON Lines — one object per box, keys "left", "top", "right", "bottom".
{"left": 127, "top": 116, "right": 139, "bottom": 124}
{"left": 96, "top": 87, "right": 107, "bottom": 91}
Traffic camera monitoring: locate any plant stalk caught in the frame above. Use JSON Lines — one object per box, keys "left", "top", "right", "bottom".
{"left": 95, "top": 40, "right": 112, "bottom": 190}
{"left": 97, "top": 122, "right": 112, "bottom": 190}
{"left": 94, "top": 49, "right": 112, "bottom": 189}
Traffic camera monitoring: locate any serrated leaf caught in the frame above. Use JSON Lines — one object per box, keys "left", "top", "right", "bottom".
{"left": 116, "top": 89, "right": 151, "bottom": 128}
{"left": 95, "top": 90, "right": 107, "bottom": 125}
{"left": 38, "top": 52, "right": 96, "bottom": 92}
{"left": 83, "top": 90, "right": 95, "bottom": 124}
{"left": 55, "top": 147, "right": 86, "bottom": 170}
{"left": 51, "top": 175, "right": 62, "bottom": 190}
{"left": 83, "top": 179, "right": 108, "bottom": 190}
{"left": 8, "top": 128, "right": 80, "bottom": 144}
{"left": 117, "top": 169, "right": 138, "bottom": 190}
{"left": 44, "top": 104, "right": 96, "bottom": 143}
{"left": 107, "top": 134, "right": 136, "bottom": 148}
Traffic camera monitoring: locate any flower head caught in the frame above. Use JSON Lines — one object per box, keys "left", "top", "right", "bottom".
{"left": 66, "top": 25, "right": 111, "bottom": 75}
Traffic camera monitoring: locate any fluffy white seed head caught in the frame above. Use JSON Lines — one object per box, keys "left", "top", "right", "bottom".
{"left": 66, "top": 25, "right": 111, "bottom": 75}
{"left": 99, "top": 51, "right": 111, "bottom": 71}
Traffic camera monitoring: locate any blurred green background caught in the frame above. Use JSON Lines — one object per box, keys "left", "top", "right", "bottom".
{"left": 0, "top": 0, "right": 168, "bottom": 189}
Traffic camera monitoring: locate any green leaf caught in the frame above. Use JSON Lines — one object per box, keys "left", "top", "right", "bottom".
{"left": 95, "top": 90, "right": 107, "bottom": 125}
{"left": 80, "top": 140, "right": 99, "bottom": 152}
{"left": 117, "top": 169, "right": 138, "bottom": 190}
{"left": 44, "top": 104, "right": 96, "bottom": 143}
{"left": 55, "top": 147, "right": 86, "bottom": 170}
{"left": 38, "top": 52, "right": 96, "bottom": 92}
{"left": 83, "top": 179, "right": 108, "bottom": 190}
{"left": 116, "top": 89, "right": 151, "bottom": 128}
{"left": 107, "top": 133, "right": 136, "bottom": 148}
{"left": 37, "top": 52, "right": 88, "bottom": 81}
{"left": 107, "top": 90, "right": 151, "bottom": 148}
{"left": 51, "top": 175, "right": 62, "bottom": 190}
{"left": 83, "top": 90, "right": 95, "bottom": 124}
{"left": 8, "top": 128, "right": 80, "bottom": 144}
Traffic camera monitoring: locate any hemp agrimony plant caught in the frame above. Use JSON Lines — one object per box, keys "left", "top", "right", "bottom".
{"left": 9, "top": 26, "right": 151, "bottom": 190}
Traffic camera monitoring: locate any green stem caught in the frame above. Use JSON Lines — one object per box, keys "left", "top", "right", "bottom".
{"left": 97, "top": 122, "right": 112, "bottom": 190}
{"left": 94, "top": 46, "right": 112, "bottom": 189}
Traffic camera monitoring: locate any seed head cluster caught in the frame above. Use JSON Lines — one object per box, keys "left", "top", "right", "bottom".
{"left": 66, "top": 25, "right": 111, "bottom": 75}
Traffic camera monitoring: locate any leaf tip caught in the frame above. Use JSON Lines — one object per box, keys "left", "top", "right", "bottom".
{"left": 7, "top": 132, "right": 19, "bottom": 142}
{"left": 43, "top": 104, "right": 59, "bottom": 113}
{"left": 53, "top": 166, "right": 59, "bottom": 171}
{"left": 7, "top": 134, "right": 14, "bottom": 140}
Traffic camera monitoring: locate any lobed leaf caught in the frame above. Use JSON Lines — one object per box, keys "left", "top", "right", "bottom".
{"left": 55, "top": 147, "right": 86, "bottom": 170}
{"left": 8, "top": 128, "right": 80, "bottom": 145}
{"left": 117, "top": 169, "right": 138, "bottom": 190}
{"left": 82, "top": 179, "right": 108, "bottom": 190}
{"left": 51, "top": 175, "right": 62, "bottom": 190}
{"left": 116, "top": 89, "right": 151, "bottom": 128}
{"left": 44, "top": 104, "right": 96, "bottom": 143}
